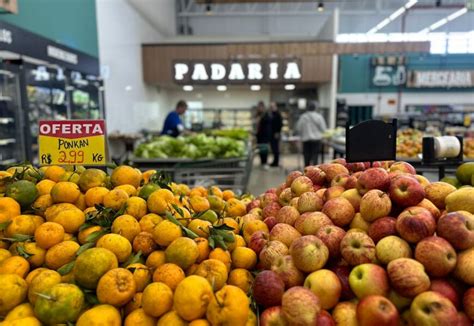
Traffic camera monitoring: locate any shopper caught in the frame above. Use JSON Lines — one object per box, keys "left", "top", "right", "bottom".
{"left": 256, "top": 101, "right": 272, "bottom": 169}
{"left": 295, "top": 101, "right": 327, "bottom": 167}
{"left": 162, "top": 100, "right": 187, "bottom": 137}
{"left": 269, "top": 102, "right": 283, "bottom": 167}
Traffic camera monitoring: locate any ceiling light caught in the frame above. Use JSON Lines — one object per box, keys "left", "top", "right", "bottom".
{"left": 183, "top": 85, "right": 193, "bottom": 92}
{"left": 285, "top": 84, "right": 296, "bottom": 91}
{"left": 217, "top": 85, "right": 227, "bottom": 91}
{"left": 418, "top": 7, "right": 467, "bottom": 33}
{"left": 250, "top": 85, "right": 261, "bottom": 91}
{"left": 317, "top": 2, "right": 324, "bottom": 12}
{"left": 367, "top": 0, "right": 417, "bottom": 34}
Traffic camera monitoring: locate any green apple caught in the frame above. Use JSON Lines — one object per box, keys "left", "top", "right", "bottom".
{"left": 349, "top": 263, "right": 389, "bottom": 299}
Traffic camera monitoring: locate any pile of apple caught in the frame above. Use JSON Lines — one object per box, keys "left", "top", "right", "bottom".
{"left": 246, "top": 159, "right": 474, "bottom": 326}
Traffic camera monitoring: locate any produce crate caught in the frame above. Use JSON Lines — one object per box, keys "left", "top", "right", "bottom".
{"left": 173, "top": 153, "right": 254, "bottom": 194}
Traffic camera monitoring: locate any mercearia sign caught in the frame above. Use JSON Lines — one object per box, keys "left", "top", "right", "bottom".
{"left": 173, "top": 60, "right": 302, "bottom": 84}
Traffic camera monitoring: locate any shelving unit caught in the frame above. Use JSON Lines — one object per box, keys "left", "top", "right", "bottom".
{"left": 183, "top": 108, "right": 255, "bottom": 131}
{"left": 0, "top": 63, "right": 25, "bottom": 168}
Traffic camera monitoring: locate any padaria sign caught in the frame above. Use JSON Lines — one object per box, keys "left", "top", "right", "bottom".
{"left": 173, "top": 60, "right": 302, "bottom": 84}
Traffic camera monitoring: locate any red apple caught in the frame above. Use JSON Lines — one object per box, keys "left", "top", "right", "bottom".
{"left": 316, "top": 188, "right": 326, "bottom": 200}
{"left": 297, "top": 191, "right": 323, "bottom": 214}
{"left": 332, "top": 158, "right": 347, "bottom": 166}
{"left": 304, "top": 166, "right": 327, "bottom": 186}
{"left": 247, "top": 199, "right": 261, "bottom": 212}
{"left": 278, "top": 188, "right": 293, "bottom": 206}
{"left": 437, "top": 211, "right": 474, "bottom": 250}
{"left": 248, "top": 230, "right": 268, "bottom": 255}
{"left": 270, "top": 223, "right": 301, "bottom": 248}
{"left": 262, "top": 192, "right": 279, "bottom": 207}
{"left": 410, "top": 291, "right": 458, "bottom": 325}
{"left": 346, "top": 162, "right": 366, "bottom": 173}
{"left": 331, "top": 265, "right": 356, "bottom": 300}
{"left": 282, "top": 286, "right": 321, "bottom": 326}
{"left": 271, "top": 255, "right": 305, "bottom": 289}
{"left": 389, "top": 175, "right": 425, "bottom": 207}
{"left": 341, "top": 188, "right": 362, "bottom": 212}
{"left": 275, "top": 206, "right": 300, "bottom": 226}
{"left": 323, "top": 185, "right": 345, "bottom": 202}
{"left": 294, "top": 211, "right": 333, "bottom": 236}
{"left": 463, "top": 287, "right": 474, "bottom": 322}
{"left": 276, "top": 182, "right": 287, "bottom": 197}
{"left": 331, "top": 173, "right": 357, "bottom": 189}
{"left": 352, "top": 171, "right": 363, "bottom": 179}
{"left": 253, "top": 270, "right": 285, "bottom": 308}
{"left": 390, "top": 161, "right": 416, "bottom": 175}
{"left": 286, "top": 170, "right": 303, "bottom": 187}
{"left": 289, "top": 235, "right": 329, "bottom": 273}
{"left": 320, "top": 163, "right": 350, "bottom": 183}
{"left": 367, "top": 217, "right": 397, "bottom": 243}
{"left": 430, "top": 279, "right": 460, "bottom": 308}
{"left": 340, "top": 231, "right": 376, "bottom": 266}
{"left": 387, "top": 258, "right": 431, "bottom": 298}
{"left": 349, "top": 263, "right": 390, "bottom": 299}
{"left": 289, "top": 197, "right": 299, "bottom": 208}
{"left": 414, "top": 236, "right": 457, "bottom": 277}
{"left": 316, "top": 310, "right": 336, "bottom": 326}
{"left": 291, "top": 176, "right": 313, "bottom": 196}
{"left": 457, "top": 312, "right": 472, "bottom": 326}
{"left": 263, "top": 201, "right": 281, "bottom": 219}
{"left": 322, "top": 197, "right": 355, "bottom": 227}
{"left": 357, "top": 168, "right": 390, "bottom": 195}
{"left": 259, "top": 240, "right": 289, "bottom": 269}
{"left": 264, "top": 216, "right": 278, "bottom": 231}
{"left": 396, "top": 207, "right": 436, "bottom": 244}
{"left": 260, "top": 306, "right": 288, "bottom": 326}
{"left": 360, "top": 189, "right": 392, "bottom": 222}
{"left": 316, "top": 225, "right": 346, "bottom": 258}
{"left": 357, "top": 295, "right": 399, "bottom": 326}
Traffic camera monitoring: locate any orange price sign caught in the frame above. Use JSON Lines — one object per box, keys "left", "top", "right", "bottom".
{"left": 38, "top": 120, "right": 106, "bottom": 166}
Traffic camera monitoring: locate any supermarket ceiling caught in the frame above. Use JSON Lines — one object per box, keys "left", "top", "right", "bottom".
{"left": 129, "top": 0, "right": 473, "bottom": 38}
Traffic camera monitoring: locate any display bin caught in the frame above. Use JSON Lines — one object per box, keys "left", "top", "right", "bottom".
{"left": 131, "top": 149, "right": 255, "bottom": 194}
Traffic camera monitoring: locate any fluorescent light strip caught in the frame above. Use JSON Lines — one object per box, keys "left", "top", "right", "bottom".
{"left": 217, "top": 85, "right": 227, "bottom": 91}
{"left": 367, "top": 0, "right": 418, "bottom": 34}
{"left": 419, "top": 7, "right": 468, "bottom": 33}
{"left": 285, "top": 84, "right": 295, "bottom": 91}
{"left": 250, "top": 85, "right": 261, "bottom": 91}
{"left": 183, "top": 85, "right": 193, "bottom": 91}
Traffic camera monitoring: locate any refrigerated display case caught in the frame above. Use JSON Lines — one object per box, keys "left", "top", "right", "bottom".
{"left": 0, "top": 63, "right": 25, "bottom": 167}
{"left": 67, "top": 72, "right": 104, "bottom": 120}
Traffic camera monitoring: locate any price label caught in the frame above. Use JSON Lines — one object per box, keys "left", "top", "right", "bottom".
{"left": 38, "top": 120, "right": 106, "bottom": 166}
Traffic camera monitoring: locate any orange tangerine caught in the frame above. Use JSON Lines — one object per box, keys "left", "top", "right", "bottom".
{"left": 110, "top": 166, "right": 141, "bottom": 188}
{"left": 103, "top": 189, "right": 129, "bottom": 211}
{"left": 44, "top": 165, "right": 66, "bottom": 182}
{"left": 152, "top": 263, "right": 185, "bottom": 291}
{"left": 115, "top": 184, "right": 137, "bottom": 197}
{"left": 139, "top": 213, "right": 163, "bottom": 233}
{"left": 35, "top": 179, "right": 56, "bottom": 196}
{"left": 111, "top": 214, "right": 140, "bottom": 242}
{"left": 84, "top": 187, "right": 110, "bottom": 207}
{"left": 125, "top": 197, "right": 147, "bottom": 219}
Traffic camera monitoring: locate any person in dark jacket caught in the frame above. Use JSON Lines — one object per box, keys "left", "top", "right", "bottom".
{"left": 162, "top": 100, "right": 187, "bottom": 137}
{"left": 269, "top": 102, "right": 283, "bottom": 167}
{"left": 256, "top": 101, "right": 272, "bottom": 168}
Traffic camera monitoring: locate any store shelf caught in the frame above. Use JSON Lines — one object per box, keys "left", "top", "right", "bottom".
{"left": 0, "top": 95, "right": 12, "bottom": 102}
{"left": 0, "top": 70, "right": 14, "bottom": 78}
{"left": 0, "top": 138, "right": 16, "bottom": 146}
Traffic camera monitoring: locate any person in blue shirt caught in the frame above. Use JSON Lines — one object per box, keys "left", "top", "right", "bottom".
{"left": 162, "top": 100, "right": 187, "bottom": 137}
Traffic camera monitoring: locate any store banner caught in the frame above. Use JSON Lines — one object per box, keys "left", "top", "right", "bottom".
{"left": 0, "top": 21, "right": 99, "bottom": 76}
{"left": 173, "top": 59, "right": 302, "bottom": 84}
{"left": 407, "top": 70, "right": 474, "bottom": 88}
{"left": 38, "top": 120, "right": 106, "bottom": 166}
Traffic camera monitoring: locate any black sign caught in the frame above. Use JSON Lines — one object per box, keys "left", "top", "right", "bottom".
{"left": 0, "top": 21, "right": 99, "bottom": 76}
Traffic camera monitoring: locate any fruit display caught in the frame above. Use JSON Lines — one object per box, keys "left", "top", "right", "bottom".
{"left": 247, "top": 158, "right": 474, "bottom": 325}
{"left": 396, "top": 128, "right": 423, "bottom": 158}
{"left": 463, "top": 137, "right": 474, "bottom": 158}
{"left": 134, "top": 134, "right": 246, "bottom": 159}
{"left": 0, "top": 164, "right": 257, "bottom": 325}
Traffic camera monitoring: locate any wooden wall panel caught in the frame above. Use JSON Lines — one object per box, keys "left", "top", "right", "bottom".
{"left": 142, "top": 41, "right": 430, "bottom": 85}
